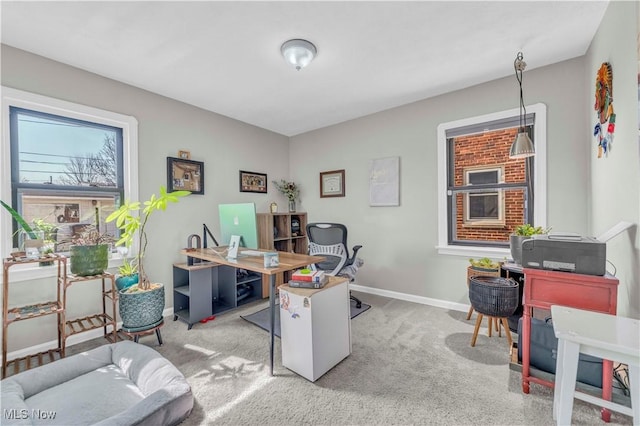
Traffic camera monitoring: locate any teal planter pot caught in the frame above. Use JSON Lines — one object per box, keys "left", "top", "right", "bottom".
{"left": 119, "top": 284, "right": 165, "bottom": 332}
{"left": 70, "top": 244, "right": 109, "bottom": 276}
{"left": 115, "top": 273, "right": 139, "bottom": 291}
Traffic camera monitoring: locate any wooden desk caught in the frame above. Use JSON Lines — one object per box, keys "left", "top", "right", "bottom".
{"left": 521, "top": 268, "right": 619, "bottom": 421}
{"left": 180, "top": 248, "right": 322, "bottom": 376}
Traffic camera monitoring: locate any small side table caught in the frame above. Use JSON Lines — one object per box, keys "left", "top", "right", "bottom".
{"left": 551, "top": 305, "right": 639, "bottom": 425}
{"left": 121, "top": 321, "right": 164, "bottom": 345}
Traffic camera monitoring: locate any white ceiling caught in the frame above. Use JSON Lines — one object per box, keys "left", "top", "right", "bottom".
{"left": 1, "top": 1, "right": 609, "bottom": 137}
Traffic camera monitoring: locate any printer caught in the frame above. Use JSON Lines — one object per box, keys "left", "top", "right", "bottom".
{"left": 521, "top": 233, "right": 606, "bottom": 276}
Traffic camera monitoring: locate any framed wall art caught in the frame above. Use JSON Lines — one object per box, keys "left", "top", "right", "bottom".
{"left": 239, "top": 170, "right": 267, "bottom": 193}
{"left": 167, "top": 157, "right": 204, "bottom": 195}
{"left": 320, "top": 169, "right": 345, "bottom": 198}
{"left": 178, "top": 150, "right": 191, "bottom": 159}
{"left": 369, "top": 156, "right": 399, "bottom": 206}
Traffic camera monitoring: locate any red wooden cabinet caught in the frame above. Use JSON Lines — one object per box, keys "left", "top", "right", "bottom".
{"left": 521, "top": 268, "right": 618, "bottom": 421}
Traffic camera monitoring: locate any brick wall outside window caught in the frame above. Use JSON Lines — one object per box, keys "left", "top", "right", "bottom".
{"left": 453, "top": 127, "right": 526, "bottom": 242}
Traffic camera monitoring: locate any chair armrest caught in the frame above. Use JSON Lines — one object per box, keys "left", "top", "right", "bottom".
{"left": 345, "top": 245, "right": 363, "bottom": 266}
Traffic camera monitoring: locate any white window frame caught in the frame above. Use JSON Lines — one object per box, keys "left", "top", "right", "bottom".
{"left": 463, "top": 166, "right": 505, "bottom": 226}
{"left": 436, "top": 103, "right": 547, "bottom": 258}
{"left": 1, "top": 87, "right": 139, "bottom": 282}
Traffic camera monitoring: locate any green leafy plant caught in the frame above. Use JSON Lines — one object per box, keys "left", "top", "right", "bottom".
{"left": 107, "top": 185, "right": 190, "bottom": 291}
{"left": 118, "top": 257, "right": 138, "bottom": 277}
{"left": 1, "top": 200, "right": 37, "bottom": 240}
{"left": 272, "top": 179, "right": 300, "bottom": 201}
{"left": 468, "top": 257, "right": 501, "bottom": 270}
{"left": 514, "top": 224, "right": 550, "bottom": 237}
{"left": 31, "top": 219, "right": 58, "bottom": 243}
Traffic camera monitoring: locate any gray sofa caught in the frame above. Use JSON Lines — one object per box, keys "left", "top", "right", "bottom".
{"left": 1, "top": 340, "right": 193, "bottom": 425}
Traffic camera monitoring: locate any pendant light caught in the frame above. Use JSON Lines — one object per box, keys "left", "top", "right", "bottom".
{"left": 281, "top": 39, "right": 317, "bottom": 71}
{"left": 510, "top": 52, "right": 535, "bottom": 159}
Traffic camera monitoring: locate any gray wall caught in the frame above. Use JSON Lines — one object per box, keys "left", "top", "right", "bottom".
{"left": 1, "top": 45, "right": 291, "bottom": 351}
{"left": 291, "top": 57, "right": 591, "bottom": 307}
{"left": 585, "top": 0, "right": 640, "bottom": 318}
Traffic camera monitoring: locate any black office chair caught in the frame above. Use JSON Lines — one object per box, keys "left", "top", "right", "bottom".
{"left": 306, "top": 223, "right": 363, "bottom": 308}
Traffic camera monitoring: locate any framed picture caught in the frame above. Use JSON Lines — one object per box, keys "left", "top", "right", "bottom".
{"left": 178, "top": 150, "right": 191, "bottom": 159}
{"left": 239, "top": 170, "right": 267, "bottom": 193}
{"left": 167, "top": 157, "right": 204, "bottom": 195}
{"left": 320, "top": 169, "right": 345, "bottom": 198}
{"left": 369, "top": 156, "right": 399, "bottom": 206}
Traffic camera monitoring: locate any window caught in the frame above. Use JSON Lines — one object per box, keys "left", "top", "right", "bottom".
{"left": 463, "top": 166, "right": 504, "bottom": 225}
{"left": 9, "top": 107, "right": 124, "bottom": 251}
{"left": 1, "top": 87, "right": 138, "bottom": 264}
{"left": 436, "top": 104, "right": 547, "bottom": 257}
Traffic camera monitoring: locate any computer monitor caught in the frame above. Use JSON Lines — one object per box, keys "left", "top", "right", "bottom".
{"left": 218, "top": 202, "right": 258, "bottom": 249}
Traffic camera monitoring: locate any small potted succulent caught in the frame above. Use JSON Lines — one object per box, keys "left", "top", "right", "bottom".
{"left": 468, "top": 257, "right": 501, "bottom": 273}
{"left": 510, "top": 224, "right": 550, "bottom": 265}
{"left": 115, "top": 257, "right": 138, "bottom": 291}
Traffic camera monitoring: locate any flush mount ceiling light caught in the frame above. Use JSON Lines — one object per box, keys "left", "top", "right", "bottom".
{"left": 281, "top": 39, "right": 317, "bottom": 71}
{"left": 510, "top": 51, "right": 535, "bottom": 159}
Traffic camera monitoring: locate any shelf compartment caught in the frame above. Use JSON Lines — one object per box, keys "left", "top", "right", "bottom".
{"left": 4, "top": 348, "right": 63, "bottom": 378}
{"left": 174, "top": 286, "right": 190, "bottom": 297}
{"left": 63, "top": 313, "right": 115, "bottom": 337}
{"left": 237, "top": 274, "right": 261, "bottom": 286}
{"left": 7, "top": 301, "right": 64, "bottom": 323}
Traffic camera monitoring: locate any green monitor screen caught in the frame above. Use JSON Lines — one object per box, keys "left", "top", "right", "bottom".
{"left": 218, "top": 203, "right": 258, "bottom": 249}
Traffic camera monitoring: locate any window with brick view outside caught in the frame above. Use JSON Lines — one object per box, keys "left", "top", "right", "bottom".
{"left": 452, "top": 127, "right": 527, "bottom": 245}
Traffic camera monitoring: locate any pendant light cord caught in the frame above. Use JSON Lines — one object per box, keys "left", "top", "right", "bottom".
{"left": 514, "top": 52, "right": 527, "bottom": 131}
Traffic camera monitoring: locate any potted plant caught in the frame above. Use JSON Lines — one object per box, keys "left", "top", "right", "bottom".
{"left": 68, "top": 224, "right": 113, "bottom": 276}
{"left": 106, "top": 185, "right": 189, "bottom": 331}
{"left": 32, "top": 219, "right": 58, "bottom": 266}
{"left": 272, "top": 179, "right": 300, "bottom": 212}
{"left": 510, "top": 224, "right": 550, "bottom": 265}
{"left": 468, "top": 257, "right": 501, "bottom": 273}
{"left": 115, "top": 257, "right": 138, "bottom": 291}
{"left": 1, "top": 200, "right": 43, "bottom": 258}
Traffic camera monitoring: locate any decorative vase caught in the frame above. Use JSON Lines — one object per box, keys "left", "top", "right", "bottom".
{"left": 119, "top": 283, "right": 165, "bottom": 332}
{"left": 115, "top": 273, "right": 139, "bottom": 291}
{"left": 70, "top": 244, "right": 109, "bottom": 276}
{"left": 288, "top": 200, "right": 296, "bottom": 212}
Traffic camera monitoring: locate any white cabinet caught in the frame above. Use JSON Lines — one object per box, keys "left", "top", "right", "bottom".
{"left": 279, "top": 277, "right": 351, "bottom": 382}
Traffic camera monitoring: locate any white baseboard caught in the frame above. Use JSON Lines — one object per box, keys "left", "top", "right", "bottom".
{"left": 5, "top": 290, "right": 470, "bottom": 363}
{"left": 349, "top": 283, "right": 469, "bottom": 313}
{"left": 2, "top": 308, "right": 174, "bottom": 363}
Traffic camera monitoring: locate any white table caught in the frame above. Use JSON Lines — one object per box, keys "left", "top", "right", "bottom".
{"left": 551, "top": 305, "right": 639, "bottom": 425}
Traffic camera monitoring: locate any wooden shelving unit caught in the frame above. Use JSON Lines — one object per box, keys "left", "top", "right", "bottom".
{"left": 256, "top": 212, "right": 309, "bottom": 296}
{"left": 257, "top": 212, "right": 308, "bottom": 254}
{"left": 2, "top": 255, "right": 66, "bottom": 378}
{"left": 61, "top": 271, "right": 119, "bottom": 353}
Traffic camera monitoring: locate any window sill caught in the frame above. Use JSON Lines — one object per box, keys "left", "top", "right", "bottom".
{"left": 462, "top": 222, "right": 507, "bottom": 229}
{"left": 436, "top": 245, "right": 510, "bottom": 259}
{"left": 0, "top": 256, "right": 126, "bottom": 284}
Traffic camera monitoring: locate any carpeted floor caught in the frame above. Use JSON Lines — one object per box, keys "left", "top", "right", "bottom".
{"left": 67, "top": 292, "right": 633, "bottom": 425}
{"left": 240, "top": 299, "right": 370, "bottom": 337}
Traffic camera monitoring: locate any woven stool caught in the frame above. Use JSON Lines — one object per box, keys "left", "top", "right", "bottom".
{"left": 469, "top": 276, "right": 518, "bottom": 347}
